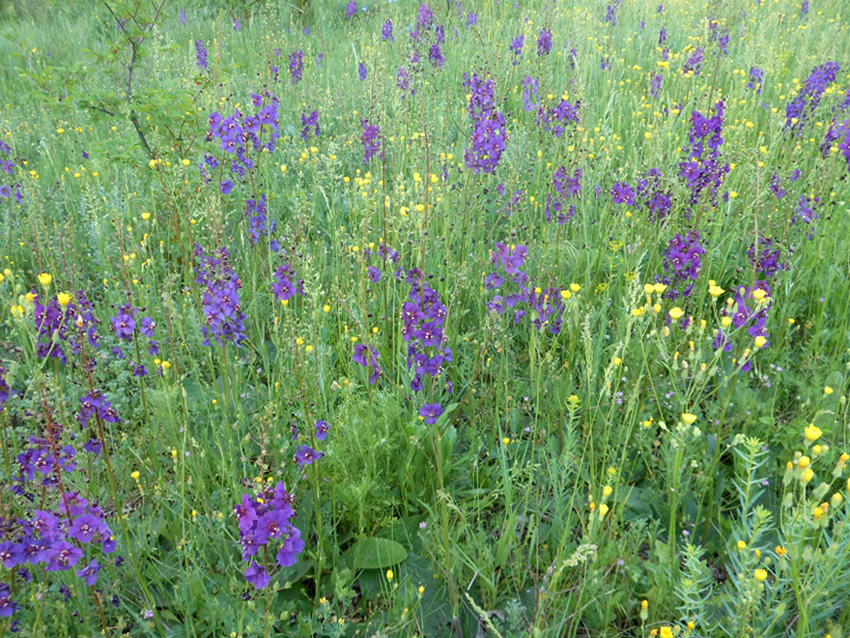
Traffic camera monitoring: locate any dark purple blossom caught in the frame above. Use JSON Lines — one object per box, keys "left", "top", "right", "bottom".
{"left": 419, "top": 403, "right": 444, "bottom": 424}
{"left": 289, "top": 50, "right": 304, "bottom": 84}
{"left": 194, "top": 245, "right": 247, "bottom": 346}
{"left": 195, "top": 40, "right": 208, "bottom": 70}
{"left": 315, "top": 420, "right": 329, "bottom": 441}
{"left": 537, "top": 27, "right": 552, "bottom": 56}
{"left": 294, "top": 445, "right": 323, "bottom": 468}
{"left": 361, "top": 120, "right": 382, "bottom": 163}
{"left": 76, "top": 559, "right": 101, "bottom": 586}
{"left": 785, "top": 61, "right": 840, "bottom": 134}
{"left": 382, "top": 20, "right": 394, "bottom": 42}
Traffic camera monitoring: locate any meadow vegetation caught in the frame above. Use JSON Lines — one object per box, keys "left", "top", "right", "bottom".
{"left": 0, "top": 0, "right": 849, "bottom": 635}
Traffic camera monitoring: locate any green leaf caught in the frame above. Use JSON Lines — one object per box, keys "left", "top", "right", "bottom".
{"left": 343, "top": 537, "right": 408, "bottom": 570}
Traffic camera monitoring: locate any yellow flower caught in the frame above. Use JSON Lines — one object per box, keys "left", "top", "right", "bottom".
{"left": 813, "top": 506, "right": 824, "bottom": 519}
{"left": 653, "top": 283, "right": 667, "bottom": 295}
{"left": 754, "top": 336, "right": 767, "bottom": 349}
{"left": 831, "top": 492, "right": 843, "bottom": 508}
{"left": 386, "top": 569, "right": 394, "bottom": 581}
{"left": 602, "top": 485, "right": 613, "bottom": 497}
{"left": 141, "top": 212, "right": 151, "bottom": 221}
{"left": 323, "top": 304, "right": 331, "bottom": 313}
{"left": 804, "top": 425, "right": 822, "bottom": 442}
{"left": 669, "top": 307, "right": 684, "bottom": 320}
{"left": 418, "top": 585, "right": 425, "bottom": 595}
{"left": 754, "top": 569, "right": 768, "bottom": 583}
{"left": 709, "top": 284, "right": 725, "bottom": 298}
{"left": 37, "top": 273, "right": 53, "bottom": 289}
{"left": 752, "top": 289, "right": 767, "bottom": 302}
{"left": 641, "top": 599, "right": 648, "bottom": 610}
{"left": 570, "top": 283, "right": 581, "bottom": 293}
{"left": 721, "top": 316, "right": 733, "bottom": 328}
{"left": 798, "top": 456, "right": 811, "bottom": 469}
{"left": 801, "top": 468, "right": 814, "bottom": 484}
{"left": 775, "top": 546, "right": 787, "bottom": 557}
{"left": 560, "top": 290, "right": 572, "bottom": 300}
{"left": 737, "top": 540, "right": 746, "bottom": 550}
{"left": 660, "top": 627, "right": 673, "bottom": 638}
{"left": 131, "top": 471, "right": 140, "bottom": 481}
{"left": 682, "top": 413, "right": 697, "bottom": 425}
{"left": 824, "top": 386, "right": 834, "bottom": 396}
{"left": 598, "top": 503, "right": 610, "bottom": 518}
{"left": 56, "top": 292, "right": 72, "bottom": 308}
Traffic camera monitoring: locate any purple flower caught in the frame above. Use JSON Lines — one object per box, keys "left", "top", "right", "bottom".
{"left": 429, "top": 43, "right": 444, "bottom": 69}
{"left": 650, "top": 74, "right": 662, "bottom": 99}
{"left": 0, "top": 585, "right": 17, "bottom": 618}
{"left": 361, "top": 120, "right": 382, "bottom": 163}
{"left": 345, "top": 1, "right": 357, "bottom": 19}
{"left": 463, "top": 73, "right": 507, "bottom": 174}
{"left": 289, "top": 50, "right": 304, "bottom": 84}
{"left": 276, "top": 528, "right": 305, "bottom": 567}
{"left": 682, "top": 47, "right": 704, "bottom": 75}
{"left": 353, "top": 343, "right": 382, "bottom": 384}
{"left": 43, "top": 542, "right": 83, "bottom": 571}
{"left": 294, "top": 445, "right": 323, "bottom": 468}
{"left": 660, "top": 231, "right": 705, "bottom": 299}
{"left": 245, "top": 561, "right": 270, "bottom": 589}
{"left": 748, "top": 67, "right": 764, "bottom": 94}
{"left": 510, "top": 34, "right": 524, "bottom": 64}
{"left": 358, "top": 62, "right": 367, "bottom": 81}
{"left": 382, "top": 20, "right": 394, "bottom": 42}
{"left": 0, "top": 543, "right": 24, "bottom": 569}
{"left": 537, "top": 27, "right": 552, "bottom": 56}
{"left": 110, "top": 306, "right": 136, "bottom": 340}
{"left": 785, "top": 61, "right": 839, "bottom": 134}
{"left": 195, "top": 40, "right": 208, "bottom": 70}
{"left": 419, "top": 403, "right": 444, "bottom": 425}
{"left": 139, "top": 316, "right": 156, "bottom": 338}
{"left": 84, "top": 438, "right": 103, "bottom": 455}
{"left": 179, "top": 8, "right": 187, "bottom": 25}
{"left": 300, "top": 110, "right": 320, "bottom": 141}
{"left": 611, "top": 182, "right": 635, "bottom": 205}
{"left": 76, "top": 559, "right": 101, "bottom": 586}
{"left": 194, "top": 245, "right": 247, "bottom": 346}
{"left": 272, "top": 263, "right": 301, "bottom": 302}
{"left": 315, "top": 420, "right": 329, "bottom": 441}
{"left": 521, "top": 76, "right": 539, "bottom": 112}
{"left": 69, "top": 514, "right": 106, "bottom": 544}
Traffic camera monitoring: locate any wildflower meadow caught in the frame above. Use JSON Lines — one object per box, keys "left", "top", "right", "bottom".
{"left": 1, "top": 0, "right": 850, "bottom": 635}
